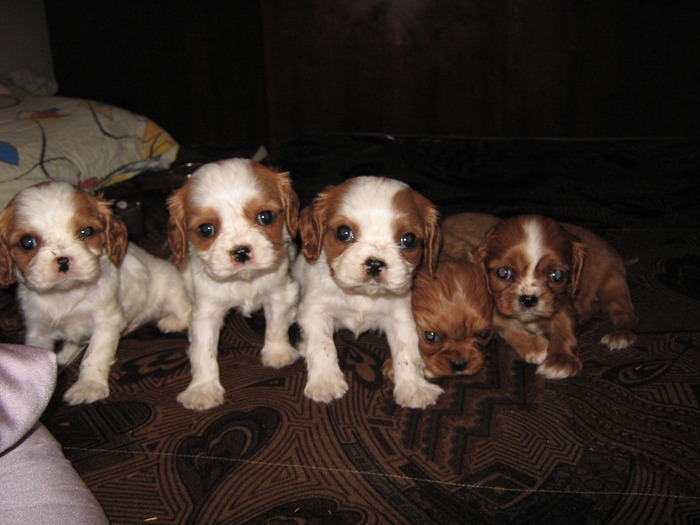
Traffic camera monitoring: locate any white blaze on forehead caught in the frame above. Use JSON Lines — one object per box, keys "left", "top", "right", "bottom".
{"left": 337, "top": 177, "right": 408, "bottom": 245}
{"left": 521, "top": 218, "right": 547, "bottom": 286}
{"left": 16, "top": 182, "right": 81, "bottom": 239}
{"left": 190, "top": 159, "right": 262, "bottom": 225}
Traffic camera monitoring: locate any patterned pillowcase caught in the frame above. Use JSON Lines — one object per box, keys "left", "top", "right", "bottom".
{"left": 0, "top": 94, "right": 179, "bottom": 209}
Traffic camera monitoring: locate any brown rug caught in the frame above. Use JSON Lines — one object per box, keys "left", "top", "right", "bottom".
{"left": 2, "top": 136, "right": 699, "bottom": 524}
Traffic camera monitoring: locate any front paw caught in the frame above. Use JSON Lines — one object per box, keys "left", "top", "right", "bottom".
{"left": 601, "top": 329, "right": 637, "bottom": 350}
{"left": 537, "top": 353, "right": 582, "bottom": 379}
{"left": 261, "top": 342, "right": 299, "bottom": 368}
{"left": 178, "top": 382, "right": 225, "bottom": 411}
{"left": 393, "top": 378, "right": 443, "bottom": 409}
{"left": 64, "top": 379, "right": 109, "bottom": 405}
{"left": 304, "top": 372, "right": 348, "bottom": 403}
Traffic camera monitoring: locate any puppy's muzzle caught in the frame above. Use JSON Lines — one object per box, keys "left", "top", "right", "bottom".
{"left": 56, "top": 256, "right": 71, "bottom": 273}
{"left": 519, "top": 294, "right": 538, "bottom": 308}
{"left": 451, "top": 360, "right": 469, "bottom": 373}
{"left": 231, "top": 246, "right": 251, "bottom": 263}
{"left": 365, "top": 258, "right": 385, "bottom": 277}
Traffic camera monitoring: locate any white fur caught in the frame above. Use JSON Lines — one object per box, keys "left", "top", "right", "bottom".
{"left": 295, "top": 177, "right": 443, "bottom": 408}
{"left": 8, "top": 182, "right": 191, "bottom": 405}
{"left": 174, "top": 160, "right": 299, "bottom": 411}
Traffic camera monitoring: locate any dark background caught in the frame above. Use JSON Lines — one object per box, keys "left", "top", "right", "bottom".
{"left": 44, "top": 0, "right": 700, "bottom": 147}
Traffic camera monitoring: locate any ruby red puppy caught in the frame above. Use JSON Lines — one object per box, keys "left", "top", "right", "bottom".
{"left": 442, "top": 212, "right": 636, "bottom": 379}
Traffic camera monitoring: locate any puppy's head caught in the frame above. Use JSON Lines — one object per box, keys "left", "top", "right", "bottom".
{"left": 167, "top": 159, "right": 299, "bottom": 281}
{"left": 474, "top": 215, "right": 585, "bottom": 322}
{"left": 0, "top": 182, "right": 128, "bottom": 292}
{"left": 412, "top": 258, "right": 493, "bottom": 377}
{"left": 299, "top": 176, "right": 440, "bottom": 296}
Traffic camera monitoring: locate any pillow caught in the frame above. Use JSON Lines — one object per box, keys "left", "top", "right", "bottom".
{"left": 0, "top": 94, "right": 179, "bottom": 209}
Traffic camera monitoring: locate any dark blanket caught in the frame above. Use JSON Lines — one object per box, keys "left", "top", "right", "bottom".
{"left": 2, "top": 135, "right": 699, "bottom": 524}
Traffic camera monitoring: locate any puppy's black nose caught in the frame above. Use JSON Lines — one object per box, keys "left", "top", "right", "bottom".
{"left": 232, "top": 246, "right": 251, "bottom": 263}
{"left": 451, "top": 360, "right": 469, "bottom": 372}
{"left": 520, "top": 294, "right": 538, "bottom": 308}
{"left": 56, "top": 257, "right": 70, "bottom": 273}
{"left": 365, "top": 258, "right": 386, "bottom": 276}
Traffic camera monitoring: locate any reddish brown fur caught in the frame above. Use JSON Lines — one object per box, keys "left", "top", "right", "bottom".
{"left": 442, "top": 212, "right": 636, "bottom": 378}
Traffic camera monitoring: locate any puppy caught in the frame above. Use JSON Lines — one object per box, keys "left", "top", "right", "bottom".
{"left": 167, "top": 158, "right": 300, "bottom": 411}
{"left": 443, "top": 212, "right": 636, "bottom": 379}
{"left": 295, "top": 176, "right": 444, "bottom": 408}
{"left": 0, "top": 181, "right": 191, "bottom": 404}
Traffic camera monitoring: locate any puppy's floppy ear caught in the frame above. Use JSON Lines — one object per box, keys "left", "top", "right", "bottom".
{"left": 414, "top": 192, "right": 441, "bottom": 278}
{"left": 102, "top": 202, "right": 129, "bottom": 266}
{"left": 0, "top": 207, "right": 16, "bottom": 287}
{"left": 568, "top": 237, "right": 586, "bottom": 299}
{"left": 85, "top": 192, "right": 128, "bottom": 266}
{"left": 277, "top": 171, "right": 300, "bottom": 238}
{"left": 167, "top": 187, "right": 189, "bottom": 266}
{"left": 299, "top": 190, "right": 332, "bottom": 262}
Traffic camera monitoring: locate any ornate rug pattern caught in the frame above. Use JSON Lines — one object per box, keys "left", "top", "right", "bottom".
{"left": 1, "top": 136, "right": 699, "bottom": 524}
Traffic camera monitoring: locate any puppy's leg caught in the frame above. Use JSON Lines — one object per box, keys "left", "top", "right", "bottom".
{"left": 63, "top": 320, "right": 124, "bottom": 405}
{"left": 598, "top": 272, "right": 637, "bottom": 350}
{"left": 537, "top": 309, "right": 582, "bottom": 379}
{"left": 177, "top": 303, "right": 226, "bottom": 411}
{"left": 301, "top": 314, "right": 348, "bottom": 403}
{"left": 499, "top": 328, "right": 548, "bottom": 364}
{"left": 260, "top": 279, "right": 299, "bottom": 368}
{"left": 385, "top": 307, "right": 443, "bottom": 409}
{"left": 56, "top": 342, "right": 85, "bottom": 368}
{"left": 156, "top": 282, "right": 191, "bottom": 333}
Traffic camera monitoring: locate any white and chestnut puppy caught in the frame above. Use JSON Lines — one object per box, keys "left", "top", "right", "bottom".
{"left": 443, "top": 212, "right": 636, "bottom": 379}
{"left": 295, "top": 176, "right": 444, "bottom": 408}
{"left": 167, "top": 158, "right": 300, "bottom": 411}
{"left": 0, "top": 182, "right": 191, "bottom": 405}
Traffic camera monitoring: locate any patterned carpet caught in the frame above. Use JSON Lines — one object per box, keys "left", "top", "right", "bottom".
{"left": 1, "top": 135, "right": 699, "bottom": 524}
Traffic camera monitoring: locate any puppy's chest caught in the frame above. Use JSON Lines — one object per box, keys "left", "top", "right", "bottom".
{"left": 496, "top": 315, "right": 548, "bottom": 337}
{"left": 24, "top": 290, "right": 98, "bottom": 340}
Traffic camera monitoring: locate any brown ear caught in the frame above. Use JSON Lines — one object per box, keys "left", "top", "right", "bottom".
{"left": 569, "top": 238, "right": 586, "bottom": 299}
{"left": 409, "top": 191, "right": 441, "bottom": 277}
{"left": 103, "top": 203, "right": 129, "bottom": 265}
{"left": 0, "top": 207, "right": 16, "bottom": 287}
{"left": 278, "top": 171, "right": 300, "bottom": 238}
{"left": 167, "top": 188, "right": 189, "bottom": 266}
{"left": 299, "top": 191, "right": 332, "bottom": 262}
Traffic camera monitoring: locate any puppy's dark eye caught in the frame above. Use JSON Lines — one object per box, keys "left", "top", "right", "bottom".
{"left": 477, "top": 330, "right": 491, "bottom": 340}
{"left": 197, "top": 223, "right": 216, "bottom": 238}
{"left": 336, "top": 225, "right": 354, "bottom": 243}
{"left": 19, "top": 235, "right": 38, "bottom": 251}
{"left": 400, "top": 232, "right": 417, "bottom": 249}
{"left": 257, "top": 210, "right": 274, "bottom": 226}
{"left": 423, "top": 331, "right": 440, "bottom": 344}
{"left": 496, "top": 267, "right": 513, "bottom": 280}
{"left": 549, "top": 269, "right": 565, "bottom": 282}
{"left": 78, "top": 226, "right": 95, "bottom": 239}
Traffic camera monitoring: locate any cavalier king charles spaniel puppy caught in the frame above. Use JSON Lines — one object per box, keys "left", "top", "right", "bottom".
{"left": 167, "top": 158, "right": 300, "bottom": 411}
{"left": 442, "top": 212, "right": 636, "bottom": 379}
{"left": 0, "top": 181, "right": 191, "bottom": 405}
{"left": 294, "top": 176, "right": 444, "bottom": 408}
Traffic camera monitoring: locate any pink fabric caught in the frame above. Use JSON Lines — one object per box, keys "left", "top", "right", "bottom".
{"left": 0, "top": 344, "right": 108, "bottom": 524}
{"left": 0, "top": 344, "right": 56, "bottom": 453}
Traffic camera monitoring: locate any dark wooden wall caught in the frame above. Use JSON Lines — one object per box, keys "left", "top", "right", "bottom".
{"left": 45, "top": 0, "right": 700, "bottom": 147}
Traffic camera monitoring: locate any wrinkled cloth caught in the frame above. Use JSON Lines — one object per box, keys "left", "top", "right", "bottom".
{"left": 0, "top": 344, "right": 108, "bottom": 524}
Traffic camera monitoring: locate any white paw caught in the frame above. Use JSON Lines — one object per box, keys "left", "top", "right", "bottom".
{"left": 157, "top": 314, "right": 189, "bottom": 333}
{"left": 261, "top": 342, "right": 299, "bottom": 368}
{"left": 177, "top": 382, "right": 225, "bottom": 411}
{"left": 393, "top": 378, "right": 444, "bottom": 409}
{"left": 601, "top": 329, "right": 637, "bottom": 350}
{"left": 523, "top": 350, "right": 547, "bottom": 364}
{"left": 64, "top": 379, "right": 110, "bottom": 405}
{"left": 304, "top": 372, "right": 349, "bottom": 403}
